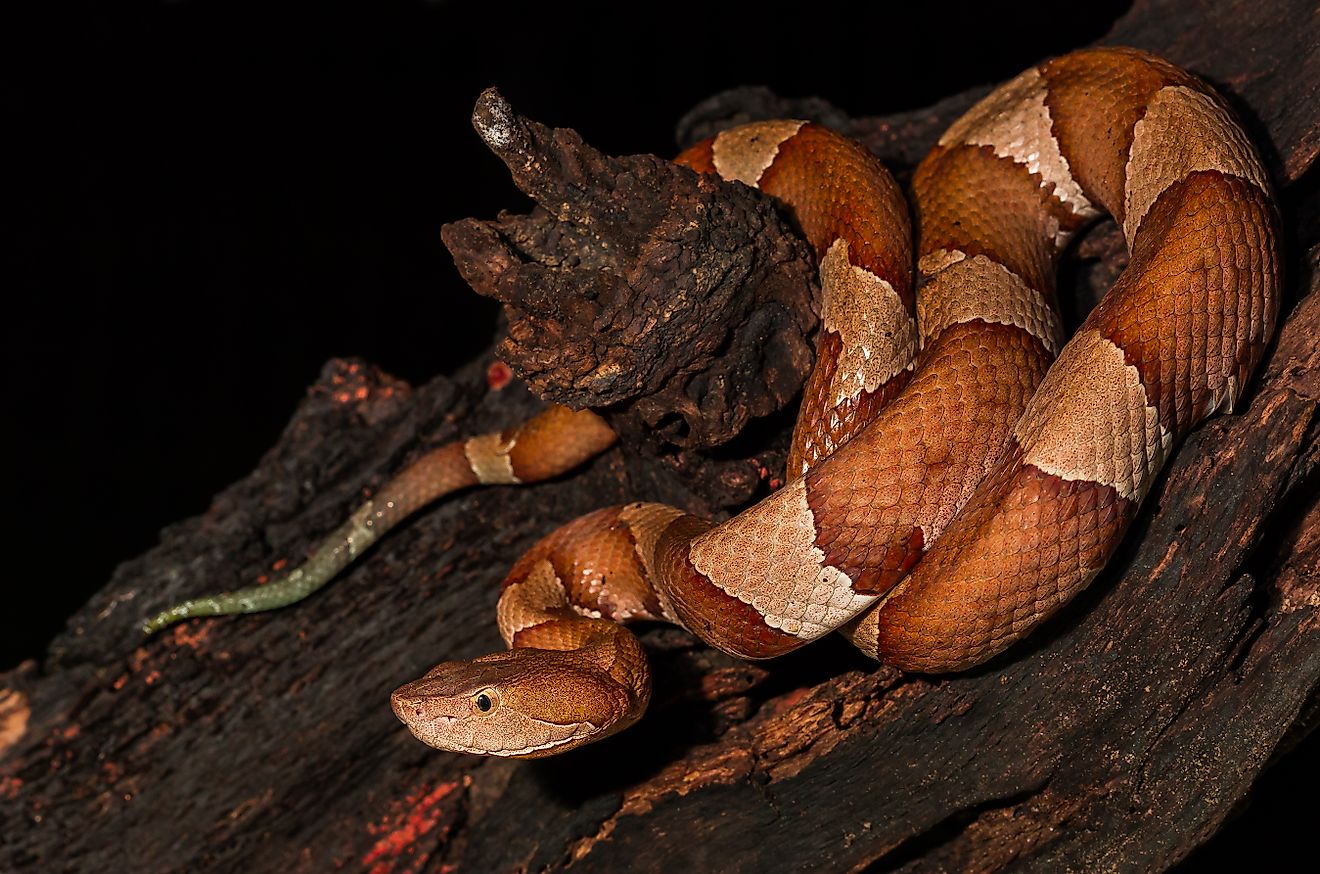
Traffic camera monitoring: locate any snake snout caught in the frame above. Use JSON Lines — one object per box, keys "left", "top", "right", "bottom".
{"left": 390, "top": 671, "right": 466, "bottom": 725}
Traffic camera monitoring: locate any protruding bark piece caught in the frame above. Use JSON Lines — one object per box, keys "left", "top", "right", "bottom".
{"left": 442, "top": 89, "right": 818, "bottom": 450}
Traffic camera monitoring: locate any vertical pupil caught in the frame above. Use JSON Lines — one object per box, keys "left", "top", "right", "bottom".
{"left": 476, "top": 693, "right": 492, "bottom": 712}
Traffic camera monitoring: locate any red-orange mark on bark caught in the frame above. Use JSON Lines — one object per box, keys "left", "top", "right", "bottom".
{"left": 112, "top": 674, "right": 128, "bottom": 691}
{"left": 330, "top": 364, "right": 374, "bottom": 403}
{"left": 171, "top": 623, "right": 211, "bottom": 650}
{"left": 486, "top": 360, "right": 513, "bottom": 391}
{"left": 754, "top": 462, "right": 785, "bottom": 489}
{"left": 361, "top": 779, "right": 464, "bottom": 874}
{"left": 272, "top": 558, "right": 289, "bottom": 572}
{"left": 762, "top": 686, "right": 812, "bottom": 718}
{"left": 130, "top": 723, "right": 173, "bottom": 758}
{"left": 0, "top": 776, "right": 22, "bottom": 800}
{"left": 144, "top": 670, "right": 162, "bottom": 686}
{"left": 45, "top": 724, "right": 81, "bottom": 772}
{"left": 1, "top": 689, "right": 31, "bottom": 758}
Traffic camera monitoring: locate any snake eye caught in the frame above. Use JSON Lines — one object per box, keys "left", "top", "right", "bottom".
{"left": 473, "top": 690, "right": 496, "bottom": 714}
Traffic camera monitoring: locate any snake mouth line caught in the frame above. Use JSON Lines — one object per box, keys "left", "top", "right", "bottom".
{"left": 396, "top": 709, "right": 456, "bottom": 726}
{"left": 390, "top": 690, "right": 462, "bottom": 729}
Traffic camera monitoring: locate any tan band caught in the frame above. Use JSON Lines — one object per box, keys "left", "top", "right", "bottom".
{"left": 1123, "top": 85, "right": 1271, "bottom": 244}
{"left": 464, "top": 432, "right": 521, "bottom": 485}
{"left": 1016, "top": 329, "right": 1172, "bottom": 501}
{"left": 819, "top": 238, "right": 920, "bottom": 408}
{"left": 917, "top": 251, "right": 1064, "bottom": 354}
{"left": 690, "top": 479, "right": 872, "bottom": 641}
{"left": 940, "top": 67, "right": 1096, "bottom": 218}
{"left": 711, "top": 120, "right": 807, "bottom": 186}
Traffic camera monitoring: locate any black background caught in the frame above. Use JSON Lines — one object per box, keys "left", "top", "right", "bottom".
{"left": 6, "top": 1, "right": 1313, "bottom": 867}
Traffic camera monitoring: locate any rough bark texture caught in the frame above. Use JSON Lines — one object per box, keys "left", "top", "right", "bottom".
{"left": 3, "top": 1, "right": 1317, "bottom": 871}
{"left": 443, "top": 89, "right": 818, "bottom": 457}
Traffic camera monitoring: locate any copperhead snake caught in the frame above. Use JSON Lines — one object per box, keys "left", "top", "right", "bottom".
{"left": 143, "top": 48, "right": 1280, "bottom": 759}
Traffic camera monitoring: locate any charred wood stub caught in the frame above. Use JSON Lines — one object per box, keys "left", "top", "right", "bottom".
{"left": 441, "top": 88, "right": 818, "bottom": 450}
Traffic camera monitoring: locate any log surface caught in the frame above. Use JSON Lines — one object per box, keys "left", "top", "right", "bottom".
{"left": 3, "top": 1, "right": 1317, "bottom": 871}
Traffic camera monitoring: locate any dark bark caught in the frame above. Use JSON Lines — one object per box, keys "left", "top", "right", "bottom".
{"left": 3, "top": 1, "right": 1317, "bottom": 871}
{"left": 443, "top": 89, "right": 818, "bottom": 457}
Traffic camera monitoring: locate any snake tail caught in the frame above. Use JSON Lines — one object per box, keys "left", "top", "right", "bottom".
{"left": 141, "top": 406, "right": 616, "bottom": 634}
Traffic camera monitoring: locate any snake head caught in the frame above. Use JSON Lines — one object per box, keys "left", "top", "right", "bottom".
{"left": 391, "top": 646, "right": 646, "bottom": 758}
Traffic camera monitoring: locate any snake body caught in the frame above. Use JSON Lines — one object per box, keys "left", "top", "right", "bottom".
{"left": 141, "top": 48, "right": 1280, "bottom": 759}
{"left": 391, "top": 48, "right": 1279, "bottom": 757}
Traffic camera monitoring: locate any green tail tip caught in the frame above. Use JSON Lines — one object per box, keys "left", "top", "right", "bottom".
{"left": 142, "top": 608, "right": 185, "bottom": 636}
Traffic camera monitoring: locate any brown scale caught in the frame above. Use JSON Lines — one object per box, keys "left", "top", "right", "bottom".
{"left": 865, "top": 48, "right": 1281, "bottom": 669}
{"left": 866, "top": 452, "right": 1133, "bottom": 670}
{"left": 1092, "top": 172, "right": 1280, "bottom": 433}
{"left": 1039, "top": 47, "right": 1199, "bottom": 221}
{"left": 801, "top": 140, "right": 1084, "bottom": 602}
{"left": 914, "top": 143, "right": 1086, "bottom": 294}
{"left": 678, "top": 124, "right": 915, "bottom": 475}
{"left": 755, "top": 126, "right": 913, "bottom": 298}
{"left": 673, "top": 139, "right": 715, "bottom": 174}
{"left": 790, "top": 331, "right": 913, "bottom": 478}
{"left": 807, "top": 319, "right": 1054, "bottom": 596}
{"left": 498, "top": 506, "right": 668, "bottom": 630}
{"left": 768, "top": 129, "right": 913, "bottom": 475}
{"left": 505, "top": 405, "right": 618, "bottom": 481}
{"left": 653, "top": 513, "right": 805, "bottom": 659}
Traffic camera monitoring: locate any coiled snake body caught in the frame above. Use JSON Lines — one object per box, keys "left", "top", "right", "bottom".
{"left": 144, "top": 48, "right": 1280, "bottom": 758}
